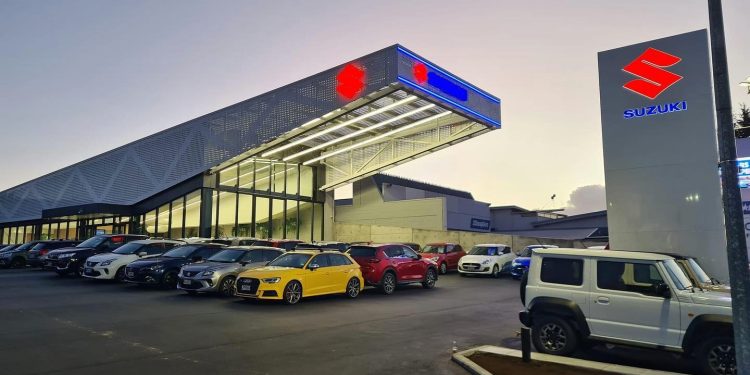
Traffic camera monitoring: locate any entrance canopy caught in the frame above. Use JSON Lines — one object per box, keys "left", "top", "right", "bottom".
{"left": 212, "top": 46, "right": 502, "bottom": 190}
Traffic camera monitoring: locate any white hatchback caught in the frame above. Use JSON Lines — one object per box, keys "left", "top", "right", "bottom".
{"left": 82, "top": 240, "right": 182, "bottom": 281}
{"left": 458, "top": 244, "right": 516, "bottom": 278}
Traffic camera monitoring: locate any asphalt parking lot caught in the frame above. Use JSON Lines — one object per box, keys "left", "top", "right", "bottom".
{"left": 0, "top": 269, "right": 693, "bottom": 375}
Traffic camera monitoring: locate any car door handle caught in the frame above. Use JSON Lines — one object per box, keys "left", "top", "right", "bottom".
{"left": 596, "top": 296, "right": 610, "bottom": 305}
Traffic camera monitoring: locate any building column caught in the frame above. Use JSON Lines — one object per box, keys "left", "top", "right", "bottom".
{"left": 324, "top": 190, "right": 335, "bottom": 241}
{"left": 199, "top": 188, "right": 214, "bottom": 238}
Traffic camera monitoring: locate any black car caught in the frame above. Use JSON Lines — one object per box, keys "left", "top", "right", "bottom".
{"left": 0, "top": 241, "right": 41, "bottom": 268}
{"left": 124, "top": 243, "right": 225, "bottom": 288}
{"left": 50, "top": 234, "right": 148, "bottom": 276}
{"left": 26, "top": 240, "right": 81, "bottom": 267}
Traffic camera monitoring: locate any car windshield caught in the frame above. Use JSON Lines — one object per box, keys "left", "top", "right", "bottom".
{"left": 207, "top": 249, "right": 246, "bottom": 263}
{"left": 77, "top": 236, "right": 107, "bottom": 248}
{"left": 13, "top": 242, "right": 35, "bottom": 251}
{"left": 663, "top": 259, "right": 693, "bottom": 290}
{"left": 687, "top": 258, "right": 712, "bottom": 284}
{"left": 112, "top": 242, "right": 146, "bottom": 255}
{"left": 468, "top": 246, "right": 499, "bottom": 256}
{"left": 267, "top": 253, "right": 312, "bottom": 268}
{"left": 162, "top": 245, "right": 200, "bottom": 258}
{"left": 422, "top": 245, "right": 446, "bottom": 254}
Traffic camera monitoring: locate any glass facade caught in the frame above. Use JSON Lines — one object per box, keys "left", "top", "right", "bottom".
{"left": 212, "top": 157, "right": 324, "bottom": 241}
{"left": 0, "top": 158, "right": 324, "bottom": 243}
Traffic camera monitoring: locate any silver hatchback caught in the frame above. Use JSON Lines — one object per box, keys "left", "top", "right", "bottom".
{"left": 177, "top": 246, "right": 284, "bottom": 296}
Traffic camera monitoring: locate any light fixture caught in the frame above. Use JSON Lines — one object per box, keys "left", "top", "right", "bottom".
{"left": 261, "top": 96, "right": 418, "bottom": 157}
{"left": 303, "top": 111, "right": 452, "bottom": 165}
{"left": 282, "top": 103, "right": 436, "bottom": 162}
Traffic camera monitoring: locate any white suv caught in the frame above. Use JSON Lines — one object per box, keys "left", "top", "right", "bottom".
{"left": 519, "top": 248, "right": 735, "bottom": 375}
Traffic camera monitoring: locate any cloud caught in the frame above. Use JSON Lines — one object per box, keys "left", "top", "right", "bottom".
{"left": 564, "top": 185, "right": 606, "bottom": 215}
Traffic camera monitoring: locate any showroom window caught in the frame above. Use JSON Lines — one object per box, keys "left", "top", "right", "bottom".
{"left": 236, "top": 193, "right": 253, "bottom": 237}
{"left": 170, "top": 196, "right": 185, "bottom": 239}
{"left": 184, "top": 190, "right": 201, "bottom": 238}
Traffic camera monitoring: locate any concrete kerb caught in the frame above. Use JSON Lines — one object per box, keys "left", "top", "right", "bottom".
{"left": 451, "top": 345, "right": 689, "bottom": 375}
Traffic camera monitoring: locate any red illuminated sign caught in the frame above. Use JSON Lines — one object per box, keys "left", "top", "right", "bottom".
{"left": 336, "top": 63, "right": 366, "bottom": 100}
{"left": 622, "top": 48, "right": 683, "bottom": 100}
{"left": 413, "top": 62, "right": 428, "bottom": 84}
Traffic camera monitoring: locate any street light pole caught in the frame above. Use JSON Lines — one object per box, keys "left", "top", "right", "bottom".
{"left": 707, "top": 1, "right": 750, "bottom": 374}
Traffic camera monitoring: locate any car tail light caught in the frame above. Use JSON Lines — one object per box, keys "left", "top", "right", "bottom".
{"left": 39, "top": 249, "right": 49, "bottom": 256}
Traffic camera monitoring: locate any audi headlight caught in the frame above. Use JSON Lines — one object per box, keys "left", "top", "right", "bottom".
{"left": 261, "top": 277, "right": 281, "bottom": 284}
{"left": 481, "top": 259, "right": 491, "bottom": 265}
{"left": 100, "top": 259, "right": 114, "bottom": 266}
{"left": 202, "top": 271, "right": 214, "bottom": 277}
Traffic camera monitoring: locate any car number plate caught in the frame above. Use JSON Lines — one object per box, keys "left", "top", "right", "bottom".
{"left": 240, "top": 285, "right": 254, "bottom": 292}
{"left": 84, "top": 268, "right": 93, "bottom": 274}
{"left": 183, "top": 279, "right": 192, "bottom": 285}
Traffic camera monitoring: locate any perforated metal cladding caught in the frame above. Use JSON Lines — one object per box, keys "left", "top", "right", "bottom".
{"left": 0, "top": 46, "right": 398, "bottom": 223}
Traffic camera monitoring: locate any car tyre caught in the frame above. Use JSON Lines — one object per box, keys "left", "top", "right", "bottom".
{"left": 422, "top": 268, "right": 437, "bottom": 289}
{"left": 439, "top": 262, "right": 447, "bottom": 275}
{"left": 345, "top": 277, "right": 360, "bottom": 299}
{"left": 218, "top": 276, "right": 236, "bottom": 297}
{"left": 283, "top": 280, "right": 302, "bottom": 305}
{"left": 161, "top": 271, "right": 178, "bottom": 289}
{"left": 696, "top": 335, "right": 735, "bottom": 375}
{"left": 492, "top": 264, "right": 500, "bottom": 279}
{"left": 531, "top": 316, "right": 578, "bottom": 356}
{"left": 114, "top": 266, "right": 126, "bottom": 282}
{"left": 380, "top": 271, "right": 396, "bottom": 295}
{"left": 10, "top": 257, "right": 25, "bottom": 269}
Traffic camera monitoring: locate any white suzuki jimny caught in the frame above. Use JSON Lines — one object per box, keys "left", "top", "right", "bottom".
{"left": 519, "top": 248, "right": 735, "bottom": 375}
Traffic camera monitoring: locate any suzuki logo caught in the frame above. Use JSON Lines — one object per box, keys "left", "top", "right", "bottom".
{"left": 622, "top": 48, "right": 683, "bottom": 100}
{"left": 336, "top": 63, "right": 366, "bottom": 101}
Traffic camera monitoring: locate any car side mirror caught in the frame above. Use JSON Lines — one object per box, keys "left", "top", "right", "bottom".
{"left": 308, "top": 263, "right": 320, "bottom": 271}
{"left": 138, "top": 251, "right": 147, "bottom": 257}
{"left": 656, "top": 283, "right": 671, "bottom": 299}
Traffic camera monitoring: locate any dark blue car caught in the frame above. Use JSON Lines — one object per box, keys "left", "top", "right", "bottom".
{"left": 510, "top": 245, "right": 558, "bottom": 279}
{"left": 124, "top": 243, "right": 224, "bottom": 288}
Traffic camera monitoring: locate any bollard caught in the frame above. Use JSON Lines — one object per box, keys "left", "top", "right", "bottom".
{"left": 521, "top": 327, "right": 531, "bottom": 363}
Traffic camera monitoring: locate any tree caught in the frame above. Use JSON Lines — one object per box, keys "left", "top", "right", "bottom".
{"left": 735, "top": 103, "right": 750, "bottom": 138}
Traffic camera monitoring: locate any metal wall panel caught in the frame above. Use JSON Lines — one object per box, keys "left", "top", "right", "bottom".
{"left": 0, "top": 46, "right": 399, "bottom": 223}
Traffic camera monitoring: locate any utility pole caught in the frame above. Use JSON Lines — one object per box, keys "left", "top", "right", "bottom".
{"left": 708, "top": 1, "right": 750, "bottom": 374}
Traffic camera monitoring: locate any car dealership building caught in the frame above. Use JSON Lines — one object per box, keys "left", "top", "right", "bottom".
{"left": 0, "top": 45, "right": 501, "bottom": 245}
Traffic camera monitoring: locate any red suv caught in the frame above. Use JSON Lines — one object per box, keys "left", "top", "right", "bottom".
{"left": 419, "top": 242, "right": 465, "bottom": 274}
{"left": 347, "top": 243, "right": 438, "bottom": 295}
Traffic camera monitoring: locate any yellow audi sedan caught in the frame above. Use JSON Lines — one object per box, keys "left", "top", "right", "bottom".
{"left": 234, "top": 250, "right": 364, "bottom": 304}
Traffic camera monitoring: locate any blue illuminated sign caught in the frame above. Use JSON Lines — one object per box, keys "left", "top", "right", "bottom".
{"left": 470, "top": 218, "right": 491, "bottom": 231}
{"left": 397, "top": 46, "right": 501, "bottom": 128}
{"left": 738, "top": 157, "right": 750, "bottom": 189}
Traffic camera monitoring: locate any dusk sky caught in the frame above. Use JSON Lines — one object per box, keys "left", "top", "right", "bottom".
{"left": 2, "top": 0, "right": 749, "bottom": 214}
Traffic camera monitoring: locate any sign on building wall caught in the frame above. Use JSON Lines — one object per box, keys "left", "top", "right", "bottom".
{"left": 598, "top": 30, "right": 729, "bottom": 280}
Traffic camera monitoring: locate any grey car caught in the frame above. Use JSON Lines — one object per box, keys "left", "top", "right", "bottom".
{"left": 177, "top": 246, "right": 284, "bottom": 296}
